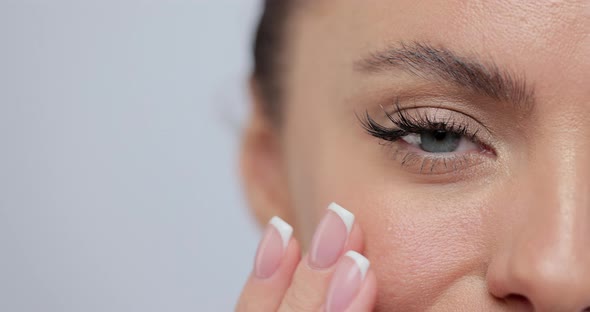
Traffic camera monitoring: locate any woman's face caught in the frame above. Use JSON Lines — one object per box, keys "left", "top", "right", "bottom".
{"left": 243, "top": 0, "right": 589, "bottom": 310}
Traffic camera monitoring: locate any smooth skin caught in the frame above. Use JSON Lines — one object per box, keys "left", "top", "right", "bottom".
{"left": 239, "top": 0, "right": 589, "bottom": 311}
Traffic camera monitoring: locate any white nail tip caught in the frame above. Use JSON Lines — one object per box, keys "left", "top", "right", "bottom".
{"left": 269, "top": 216, "right": 293, "bottom": 249}
{"left": 345, "top": 250, "right": 370, "bottom": 280}
{"left": 328, "top": 202, "right": 355, "bottom": 235}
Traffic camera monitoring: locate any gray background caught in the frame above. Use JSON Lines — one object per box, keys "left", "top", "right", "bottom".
{"left": 0, "top": 1, "right": 261, "bottom": 311}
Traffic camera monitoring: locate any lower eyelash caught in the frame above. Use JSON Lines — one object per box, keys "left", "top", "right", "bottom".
{"left": 397, "top": 151, "right": 480, "bottom": 174}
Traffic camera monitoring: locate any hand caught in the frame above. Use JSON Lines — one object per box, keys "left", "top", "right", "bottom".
{"left": 236, "top": 203, "right": 377, "bottom": 312}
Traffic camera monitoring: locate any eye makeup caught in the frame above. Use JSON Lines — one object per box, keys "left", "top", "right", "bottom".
{"left": 358, "top": 98, "right": 496, "bottom": 176}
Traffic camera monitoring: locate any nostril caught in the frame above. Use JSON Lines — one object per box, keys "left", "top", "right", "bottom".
{"left": 505, "top": 295, "right": 590, "bottom": 312}
{"left": 504, "top": 293, "right": 533, "bottom": 310}
{"left": 506, "top": 293, "right": 528, "bottom": 303}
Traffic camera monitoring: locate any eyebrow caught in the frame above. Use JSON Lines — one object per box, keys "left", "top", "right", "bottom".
{"left": 355, "top": 42, "right": 535, "bottom": 109}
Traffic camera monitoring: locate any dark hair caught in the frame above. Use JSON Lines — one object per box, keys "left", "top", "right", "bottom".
{"left": 252, "top": 0, "right": 294, "bottom": 121}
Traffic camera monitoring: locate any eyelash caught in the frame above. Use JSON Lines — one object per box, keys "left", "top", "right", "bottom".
{"left": 360, "top": 108, "right": 481, "bottom": 144}
{"left": 358, "top": 101, "right": 494, "bottom": 174}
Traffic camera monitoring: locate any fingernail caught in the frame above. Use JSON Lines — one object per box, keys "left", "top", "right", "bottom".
{"left": 309, "top": 202, "right": 354, "bottom": 269}
{"left": 325, "top": 251, "right": 370, "bottom": 312}
{"left": 254, "top": 216, "right": 293, "bottom": 279}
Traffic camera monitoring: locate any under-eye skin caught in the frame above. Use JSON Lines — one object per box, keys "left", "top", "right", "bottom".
{"left": 358, "top": 101, "right": 496, "bottom": 175}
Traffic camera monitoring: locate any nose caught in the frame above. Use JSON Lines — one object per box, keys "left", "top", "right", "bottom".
{"left": 486, "top": 156, "right": 590, "bottom": 311}
{"left": 488, "top": 244, "right": 590, "bottom": 311}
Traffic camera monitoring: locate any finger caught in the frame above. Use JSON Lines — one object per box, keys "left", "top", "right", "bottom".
{"left": 279, "top": 202, "right": 364, "bottom": 311}
{"left": 236, "top": 217, "right": 301, "bottom": 312}
{"left": 324, "top": 251, "right": 377, "bottom": 312}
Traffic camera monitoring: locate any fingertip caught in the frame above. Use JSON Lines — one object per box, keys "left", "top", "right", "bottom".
{"left": 280, "top": 236, "right": 301, "bottom": 275}
{"left": 345, "top": 221, "right": 365, "bottom": 254}
{"left": 259, "top": 235, "right": 301, "bottom": 283}
{"left": 236, "top": 222, "right": 302, "bottom": 312}
{"left": 324, "top": 251, "right": 375, "bottom": 312}
{"left": 269, "top": 216, "right": 293, "bottom": 249}
{"left": 328, "top": 202, "right": 355, "bottom": 234}
{"left": 343, "top": 268, "right": 378, "bottom": 312}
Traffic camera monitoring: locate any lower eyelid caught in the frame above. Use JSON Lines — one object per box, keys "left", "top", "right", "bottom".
{"left": 388, "top": 140, "right": 493, "bottom": 175}
{"left": 397, "top": 150, "right": 488, "bottom": 175}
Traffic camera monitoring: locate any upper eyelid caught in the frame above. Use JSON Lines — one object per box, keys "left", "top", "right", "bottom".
{"left": 380, "top": 96, "right": 496, "bottom": 135}
{"left": 376, "top": 108, "right": 477, "bottom": 135}
{"left": 387, "top": 104, "right": 493, "bottom": 138}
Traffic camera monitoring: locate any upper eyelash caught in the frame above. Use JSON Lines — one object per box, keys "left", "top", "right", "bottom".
{"left": 358, "top": 101, "right": 481, "bottom": 144}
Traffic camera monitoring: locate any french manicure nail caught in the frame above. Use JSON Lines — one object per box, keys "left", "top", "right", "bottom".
{"left": 254, "top": 216, "right": 293, "bottom": 279}
{"left": 325, "top": 250, "right": 370, "bottom": 312}
{"left": 309, "top": 202, "right": 354, "bottom": 269}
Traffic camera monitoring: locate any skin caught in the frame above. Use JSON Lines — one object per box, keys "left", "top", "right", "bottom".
{"left": 239, "top": 0, "right": 590, "bottom": 311}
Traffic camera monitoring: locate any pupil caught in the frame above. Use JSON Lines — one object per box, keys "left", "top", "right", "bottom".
{"left": 433, "top": 130, "right": 447, "bottom": 141}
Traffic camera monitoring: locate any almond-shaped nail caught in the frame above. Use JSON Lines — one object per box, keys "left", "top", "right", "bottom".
{"left": 309, "top": 202, "right": 354, "bottom": 269}
{"left": 254, "top": 216, "right": 293, "bottom": 279}
{"left": 325, "top": 251, "right": 370, "bottom": 312}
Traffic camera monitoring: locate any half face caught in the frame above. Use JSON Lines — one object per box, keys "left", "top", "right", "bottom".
{"left": 256, "top": 0, "right": 589, "bottom": 310}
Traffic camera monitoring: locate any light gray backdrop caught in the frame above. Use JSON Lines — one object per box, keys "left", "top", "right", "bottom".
{"left": 0, "top": 1, "right": 261, "bottom": 311}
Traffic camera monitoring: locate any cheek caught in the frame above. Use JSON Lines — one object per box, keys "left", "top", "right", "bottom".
{"left": 366, "top": 197, "right": 485, "bottom": 308}
{"left": 317, "top": 178, "right": 497, "bottom": 309}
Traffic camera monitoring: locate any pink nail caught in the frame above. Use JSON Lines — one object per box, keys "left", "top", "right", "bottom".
{"left": 309, "top": 202, "right": 355, "bottom": 269}
{"left": 254, "top": 216, "right": 293, "bottom": 279}
{"left": 325, "top": 251, "right": 370, "bottom": 312}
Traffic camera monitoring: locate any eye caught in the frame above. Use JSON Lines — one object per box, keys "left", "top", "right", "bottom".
{"left": 401, "top": 130, "right": 479, "bottom": 154}
{"left": 358, "top": 106, "right": 496, "bottom": 176}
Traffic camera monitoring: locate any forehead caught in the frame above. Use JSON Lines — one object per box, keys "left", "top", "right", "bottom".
{"left": 297, "top": 0, "right": 588, "bottom": 48}
{"left": 289, "top": 0, "right": 589, "bottom": 104}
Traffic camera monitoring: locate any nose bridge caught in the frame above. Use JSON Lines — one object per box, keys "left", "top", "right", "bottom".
{"left": 492, "top": 124, "right": 590, "bottom": 309}
{"left": 524, "top": 138, "right": 590, "bottom": 270}
{"left": 522, "top": 109, "right": 590, "bottom": 237}
{"left": 513, "top": 146, "right": 589, "bottom": 272}
{"left": 537, "top": 124, "right": 590, "bottom": 252}
{"left": 526, "top": 126, "right": 589, "bottom": 256}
